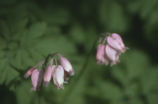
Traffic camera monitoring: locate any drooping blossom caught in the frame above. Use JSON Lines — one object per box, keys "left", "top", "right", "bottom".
{"left": 24, "top": 53, "right": 74, "bottom": 90}
{"left": 96, "top": 33, "right": 127, "bottom": 65}
{"left": 24, "top": 68, "right": 35, "bottom": 78}
{"left": 31, "top": 69, "right": 43, "bottom": 91}
{"left": 107, "top": 33, "right": 127, "bottom": 53}
{"left": 52, "top": 65, "right": 64, "bottom": 89}
{"left": 105, "top": 45, "right": 120, "bottom": 65}
{"left": 43, "top": 65, "right": 56, "bottom": 86}
{"left": 59, "top": 56, "right": 74, "bottom": 76}
{"left": 96, "top": 44, "right": 109, "bottom": 65}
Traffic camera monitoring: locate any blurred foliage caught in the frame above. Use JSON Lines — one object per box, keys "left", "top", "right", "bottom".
{"left": 0, "top": 0, "right": 158, "bottom": 104}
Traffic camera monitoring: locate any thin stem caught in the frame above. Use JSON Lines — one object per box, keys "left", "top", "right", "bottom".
{"left": 38, "top": 94, "right": 41, "bottom": 104}
{"left": 61, "top": 39, "right": 97, "bottom": 103}
{"left": 33, "top": 60, "right": 44, "bottom": 69}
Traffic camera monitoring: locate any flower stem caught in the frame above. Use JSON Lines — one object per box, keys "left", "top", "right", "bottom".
{"left": 61, "top": 39, "right": 97, "bottom": 103}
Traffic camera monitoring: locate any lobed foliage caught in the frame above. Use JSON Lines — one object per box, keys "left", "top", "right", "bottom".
{"left": 0, "top": 0, "right": 158, "bottom": 104}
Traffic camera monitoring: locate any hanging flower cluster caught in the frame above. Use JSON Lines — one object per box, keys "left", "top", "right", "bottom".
{"left": 24, "top": 54, "right": 74, "bottom": 91}
{"left": 96, "top": 33, "right": 127, "bottom": 66}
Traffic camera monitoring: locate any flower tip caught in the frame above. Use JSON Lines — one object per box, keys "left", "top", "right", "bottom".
{"left": 121, "top": 47, "right": 128, "bottom": 53}
{"left": 56, "top": 84, "right": 64, "bottom": 89}
{"left": 121, "top": 49, "right": 126, "bottom": 53}
{"left": 24, "top": 68, "right": 35, "bottom": 79}
{"left": 69, "top": 69, "right": 75, "bottom": 76}
{"left": 60, "top": 85, "right": 64, "bottom": 89}
{"left": 44, "top": 82, "right": 49, "bottom": 87}
{"left": 110, "top": 62, "right": 117, "bottom": 66}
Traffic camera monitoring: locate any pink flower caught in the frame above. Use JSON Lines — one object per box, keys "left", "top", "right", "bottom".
{"left": 59, "top": 56, "right": 74, "bottom": 76}
{"left": 52, "top": 65, "right": 64, "bottom": 89}
{"left": 31, "top": 69, "right": 43, "bottom": 91}
{"left": 24, "top": 68, "right": 35, "bottom": 78}
{"left": 25, "top": 53, "right": 75, "bottom": 90}
{"left": 96, "top": 44, "right": 109, "bottom": 65}
{"left": 43, "top": 65, "right": 56, "bottom": 86}
{"left": 107, "top": 33, "right": 126, "bottom": 53}
{"left": 105, "top": 45, "right": 120, "bottom": 65}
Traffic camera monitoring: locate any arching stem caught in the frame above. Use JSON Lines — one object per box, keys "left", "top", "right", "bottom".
{"left": 61, "top": 39, "right": 98, "bottom": 103}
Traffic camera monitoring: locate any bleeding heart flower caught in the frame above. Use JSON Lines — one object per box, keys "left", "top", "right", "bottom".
{"left": 96, "top": 44, "right": 109, "bottom": 65}
{"left": 59, "top": 56, "right": 74, "bottom": 76}
{"left": 105, "top": 45, "right": 120, "bottom": 65}
{"left": 24, "top": 68, "right": 35, "bottom": 78}
{"left": 24, "top": 53, "right": 75, "bottom": 90}
{"left": 105, "top": 45, "right": 119, "bottom": 65}
{"left": 31, "top": 69, "right": 43, "bottom": 91}
{"left": 43, "top": 65, "right": 56, "bottom": 86}
{"left": 107, "top": 33, "right": 127, "bottom": 53}
{"left": 52, "top": 65, "right": 64, "bottom": 89}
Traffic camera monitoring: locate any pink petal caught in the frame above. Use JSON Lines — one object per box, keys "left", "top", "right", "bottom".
{"left": 107, "top": 36, "right": 122, "bottom": 52}
{"left": 96, "top": 44, "right": 109, "bottom": 65}
{"left": 24, "top": 68, "right": 35, "bottom": 78}
{"left": 112, "top": 33, "right": 126, "bottom": 52}
{"left": 59, "top": 56, "right": 74, "bottom": 76}
{"left": 112, "top": 33, "right": 122, "bottom": 41}
{"left": 43, "top": 66, "right": 54, "bottom": 86}
{"left": 105, "top": 45, "right": 119, "bottom": 65}
{"left": 31, "top": 69, "right": 43, "bottom": 91}
{"left": 53, "top": 65, "right": 64, "bottom": 89}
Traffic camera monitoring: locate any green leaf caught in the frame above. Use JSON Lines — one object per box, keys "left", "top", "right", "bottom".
{"left": 41, "top": 8, "right": 70, "bottom": 25}
{"left": 28, "top": 22, "right": 47, "bottom": 38}
{"left": 122, "top": 50, "right": 150, "bottom": 79}
{"left": 139, "top": 0, "right": 158, "bottom": 19}
{"left": 112, "top": 67, "right": 129, "bottom": 86}
{"left": 99, "top": 1, "right": 129, "bottom": 32}
{"left": 140, "top": 68, "right": 158, "bottom": 94}
{"left": 69, "top": 24, "right": 86, "bottom": 44}
{"left": 15, "top": 82, "right": 36, "bottom": 104}
{"left": 129, "top": 97, "right": 144, "bottom": 104}
{"left": 0, "top": 59, "right": 19, "bottom": 85}
{"left": 147, "top": 93, "right": 158, "bottom": 104}
{"left": 94, "top": 80, "right": 123, "bottom": 101}
{"left": 64, "top": 79, "right": 86, "bottom": 104}
{"left": 0, "top": 38, "right": 6, "bottom": 50}
{"left": 127, "top": 0, "right": 142, "bottom": 14}
{"left": 0, "top": 20, "right": 10, "bottom": 39}
{"left": 34, "top": 36, "right": 77, "bottom": 55}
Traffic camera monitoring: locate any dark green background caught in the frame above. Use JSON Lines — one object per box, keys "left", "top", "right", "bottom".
{"left": 0, "top": 0, "right": 158, "bottom": 104}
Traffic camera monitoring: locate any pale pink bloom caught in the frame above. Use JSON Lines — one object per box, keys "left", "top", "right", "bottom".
{"left": 107, "top": 33, "right": 126, "bottom": 53}
{"left": 52, "top": 65, "right": 64, "bottom": 89}
{"left": 96, "top": 44, "right": 109, "bottom": 65}
{"left": 112, "top": 33, "right": 122, "bottom": 41}
{"left": 24, "top": 68, "right": 35, "bottom": 78}
{"left": 43, "top": 65, "right": 56, "bottom": 86}
{"left": 105, "top": 45, "right": 120, "bottom": 65}
{"left": 112, "top": 33, "right": 127, "bottom": 51}
{"left": 31, "top": 69, "right": 43, "bottom": 91}
{"left": 59, "top": 56, "right": 74, "bottom": 76}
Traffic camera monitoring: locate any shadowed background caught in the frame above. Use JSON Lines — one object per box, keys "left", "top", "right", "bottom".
{"left": 0, "top": 0, "right": 158, "bottom": 104}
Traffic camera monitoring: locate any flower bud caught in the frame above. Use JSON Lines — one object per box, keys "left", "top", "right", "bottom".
{"left": 31, "top": 69, "right": 43, "bottom": 91}
{"left": 96, "top": 44, "right": 109, "bottom": 65}
{"left": 43, "top": 65, "right": 56, "bottom": 86}
{"left": 24, "top": 68, "right": 35, "bottom": 78}
{"left": 59, "top": 56, "right": 74, "bottom": 76}
{"left": 52, "top": 65, "right": 64, "bottom": 89}
{"left": 107, "top": 33, "right": 126, "bottom": 53}
{"left": 105, "top": 45, "right": 119, "bottom": 65}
